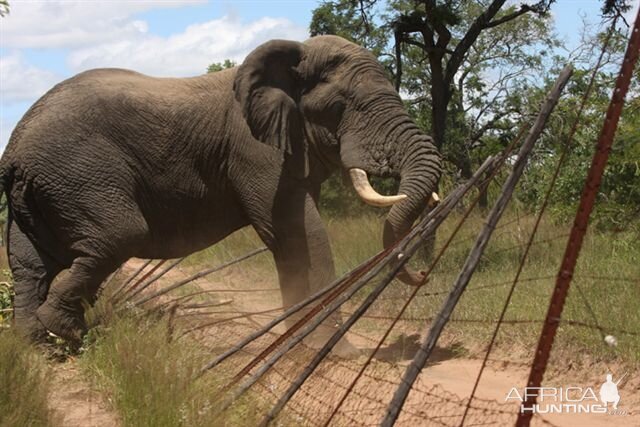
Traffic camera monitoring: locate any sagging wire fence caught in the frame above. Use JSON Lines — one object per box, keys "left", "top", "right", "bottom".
{"left": 96, "top": 9, "right": 640, "bottom": 427}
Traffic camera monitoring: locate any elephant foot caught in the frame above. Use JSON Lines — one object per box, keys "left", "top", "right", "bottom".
{"left": 13, "top": 314, "right": 50, "bottom": 344}
{"left": 331, "top": 336, "right": 361, "bottom": 359}
{"left": 397, "top": 267, "right": 430, "bottom": 287}
{"left": 304, "top": 329, "right": 362, "bottom": 359}
{"left": 36, "top": 296, "right": 86, "bottom": 345}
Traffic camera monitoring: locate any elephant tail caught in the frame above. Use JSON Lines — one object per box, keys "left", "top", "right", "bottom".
{"left": 0, "top": 162, "right": 12, "bottom": 211}
{"left": 0, "top": 161, "right": 12, "bottom": 250}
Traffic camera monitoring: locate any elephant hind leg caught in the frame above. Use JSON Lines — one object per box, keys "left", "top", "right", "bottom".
{"left": 8, "top": 221, "right": 62, "bottom": 342}
{"left": 36, "top": 255, "right": 118, "bottom": 343}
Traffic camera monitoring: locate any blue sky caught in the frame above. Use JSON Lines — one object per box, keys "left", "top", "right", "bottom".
{"left": 0, "top": 0, "right": 637, "bottom": 151}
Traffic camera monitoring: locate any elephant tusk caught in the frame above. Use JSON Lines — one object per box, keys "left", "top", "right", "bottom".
{"left": 348, "top": 168, "right": 407, "bottom": 207}
{"left": 428, "top": 192, "right": 440, "bottom": 207}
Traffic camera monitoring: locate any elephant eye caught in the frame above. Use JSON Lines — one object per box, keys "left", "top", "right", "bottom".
{"left": 329, "top": 99, "right": 345, "bottom": 117}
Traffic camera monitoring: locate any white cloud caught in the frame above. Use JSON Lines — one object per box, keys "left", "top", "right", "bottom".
{"left": 0, "top": 1, "right": 308, "bottom": 151}
{"left": 67, "top": 15, "right": 308, "bottom": 76}
{"left": 0, "top": 117, "right": 16, "bottom": 150}
{"left": 0, "top": 0, "right": 205, "bottom": 49}
{"left": 0, "top": 52, "right": 61, "bottom": 103}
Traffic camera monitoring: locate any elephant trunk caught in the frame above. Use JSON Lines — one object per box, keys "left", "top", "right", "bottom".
{"left": 383, "top": 135, "right": 441, "bottom": 286}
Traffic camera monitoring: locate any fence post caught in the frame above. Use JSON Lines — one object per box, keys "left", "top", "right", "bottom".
{"left": 382, "top": 65, "right": 573, "bottom": 427}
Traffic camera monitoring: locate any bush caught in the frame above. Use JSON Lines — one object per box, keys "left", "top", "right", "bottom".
{"left": 0, "top": 270, "right": 14, "bottom": 327}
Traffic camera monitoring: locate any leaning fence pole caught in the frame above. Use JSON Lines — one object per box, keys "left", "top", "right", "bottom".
{"left": 109, "top": 258, "right": 154, "bottom": 300}
{"left": 133, "top": 247, "right": 268, "bottom": 307}
{"left": 517, "top": 13, "right": 640, "bottom": 427}
{"left": 114, "top": 259, "right": 168, "bottom": 303}
{"left": 198, "top": 156, "right": 500, "bottom": 379}
{"left": 216, "top": 155, "right": 503, "bottom": 419}
{"left": 197, "top": 248, "right": 393, "bottom": 376}
{"left": 259, "top": 157, "right": 505, "bottom": 426}
{"left": 381, "top": 65, "right": 573, "bottom": 427}
{"left": 121, "top": 257, "right": 186, "bottom": 302}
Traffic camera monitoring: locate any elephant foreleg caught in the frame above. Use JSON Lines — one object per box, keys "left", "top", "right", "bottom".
{"left": 266, "top": 190, "right": 359, "bottom": 357}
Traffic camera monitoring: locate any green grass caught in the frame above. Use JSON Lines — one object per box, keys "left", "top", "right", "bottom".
{"left": 0, "top": 330, "right": 55, "bottom": 427}
{"left": 329, "top": 207, "right": 640, "bottom": 366}
{"left": 432, "top": 208, "right": 640, "bottom": 365}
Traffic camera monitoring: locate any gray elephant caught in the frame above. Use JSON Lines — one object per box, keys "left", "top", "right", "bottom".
{"left": 0, "top": 35, "right": 441, "bottom": 349}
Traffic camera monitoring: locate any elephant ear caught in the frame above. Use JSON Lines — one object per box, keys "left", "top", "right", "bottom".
{"left": 234, "top": 40, "right": 308, "bottom": 178}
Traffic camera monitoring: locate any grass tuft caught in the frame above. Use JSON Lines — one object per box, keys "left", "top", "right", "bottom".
{"left": 0, "top": 330, "right": 55, "bottom": 427}
{"left": 80, "top": 307, "right": 272, "bottom": 427}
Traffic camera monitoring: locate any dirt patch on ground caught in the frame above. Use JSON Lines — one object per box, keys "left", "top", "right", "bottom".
{"left": 48, "top": 361, "right": 120, "bottom": 427}
{"left": 117, "top": 258, "right": 639, "bottom": 426}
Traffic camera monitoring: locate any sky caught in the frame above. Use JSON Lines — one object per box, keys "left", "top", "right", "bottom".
{"left": 0, "top": 0, "right": 638, "bottom": 151}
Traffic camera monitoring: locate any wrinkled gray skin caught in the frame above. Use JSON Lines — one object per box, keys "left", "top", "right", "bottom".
{"left": 0, "top": 36, "right": 441, "bottom": 344}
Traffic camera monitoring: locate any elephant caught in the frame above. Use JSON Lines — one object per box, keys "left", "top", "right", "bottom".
{"left": 0, "top": 35, "right": 441, "bottom": 351}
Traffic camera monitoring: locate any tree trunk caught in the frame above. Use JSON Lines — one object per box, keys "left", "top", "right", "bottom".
{"left": 430, "top": 77, "right": 450, "bottom": 150}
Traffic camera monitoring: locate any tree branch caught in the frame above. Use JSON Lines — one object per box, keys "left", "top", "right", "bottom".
{"left": 485, "top": 5, "right": 533, "bottom": 29}
{"left": 444, "top": 0, "right": 509, "bottom": 85}
{"left": 423, "top": 0, "right": 453, "bottom": 51}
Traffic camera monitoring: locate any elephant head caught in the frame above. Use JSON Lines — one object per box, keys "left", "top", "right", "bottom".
{"left": 234, "top": 35, "right": 442, "bottom": 285}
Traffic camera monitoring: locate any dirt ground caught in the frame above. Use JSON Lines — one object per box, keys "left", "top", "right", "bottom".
{"left": 121, "top": 258, "right": 640, "bottom": 426}
{"left": 48, "top": 362, "right": 120, "bottom": 427}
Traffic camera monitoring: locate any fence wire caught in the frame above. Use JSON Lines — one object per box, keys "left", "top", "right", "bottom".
{"left": 101, "top": 10, "right": 640, "bottom": 427}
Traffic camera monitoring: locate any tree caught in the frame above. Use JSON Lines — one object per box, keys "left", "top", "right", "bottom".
{"left": 517, "top": 25, "right": 640, "bottom": 230}
{"left": 206, "top": 59, "right": 236, "bottom": 73}
{"left": 0, "top": 0, "right": 9, "bottom": 17}
{"left": 310, "top": 0, "right": 388, "bottom": 55}
{"left": 400, "top": 2, "right": 557, "bottom": 177}
{"left": 310, "top": 0, "right": 557, "bottom": 186}
{"left": 312, "top": 1, "right": 554, "bottom": 152}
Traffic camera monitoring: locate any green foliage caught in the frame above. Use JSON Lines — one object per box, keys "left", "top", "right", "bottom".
{"left": 515, "top": 28, "right": 640, "bottom": 230}
{"left": 317, "top": 173, "right": 398, "bottom": 217}
{"left": 310, "top": 0, "right": 389, "bottom": 57}
{"left": 0, "top": 0, "right": 9, "bottom": 17}
{"left": 601, "top": 0, "right": 633, "bottom": 15}
{"left": 206, "top": 59, "right": 236, "bottom": 73}
{"left": 0, "top": 330, "right": 54, "bottom": 427}
{"left": 311, "top": 1, "right": 638, "bottom": 227}
{"left": 0, "top": 270, "right": 13, "bottom": 326}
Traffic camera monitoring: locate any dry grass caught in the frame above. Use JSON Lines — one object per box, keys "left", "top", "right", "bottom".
{"left": 0, "top": 330, "right": 55, "bottom": 427}
{"left": 80, "top": 299, "right": 276, "bottom": 427}
{"left": 181, "top": 204, "right": 640, "bottom": 367}
{"left": 340, "top": 208, "right": 640, "bottom": 366}
{"left": 70, "top": 199, "right": 639, "bottom": 427}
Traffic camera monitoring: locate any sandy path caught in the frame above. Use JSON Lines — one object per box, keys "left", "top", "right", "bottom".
{"left": 118, "top": 258, "right": 639, "bottom": 426}
{"left": 48, "top": 362, "right": 120, "bottom": 427}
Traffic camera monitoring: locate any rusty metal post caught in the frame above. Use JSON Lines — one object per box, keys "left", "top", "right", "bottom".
{"left": 517, "top": 11, "right": 640, "bottom": 427}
